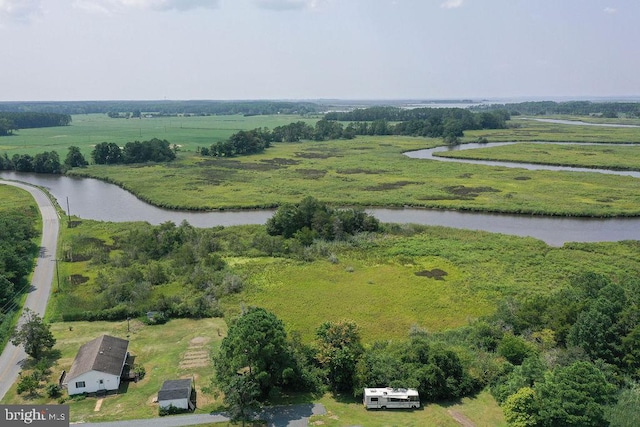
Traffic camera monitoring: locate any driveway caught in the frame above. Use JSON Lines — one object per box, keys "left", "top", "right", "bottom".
{"left": 0, "top": 180, "right": 60, "bottom": 400}
{"left": 75, "top": 403, "right": 326, "bottom": 427}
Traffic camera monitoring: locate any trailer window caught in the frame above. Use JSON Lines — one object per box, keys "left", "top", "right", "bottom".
{"left": 370, "top": 397, "right": 378, "bottom": 402}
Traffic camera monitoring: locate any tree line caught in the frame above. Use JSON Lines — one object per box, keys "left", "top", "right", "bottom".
{"left": 472, "top": 100, "right": 640, "bottom": 118}
{"left": 0, "top": 100, "right": 320, "bottom": 116}
{"left": 324, "top": 107, "right": 509, "bottom": 141}
{"left": 0, "top": 112, "right": 71, "bottom": 136}
{"left": 0, "top": 146, "right": 88, "bottom": 173}
{"left": 91, "top": 138, "right": 176, "bottom": 164}
{"left": 0, "top": 211, "right": 38, "bottom": 348}
{"left": 214, "top": 307, "right": 477, "bottom": 424}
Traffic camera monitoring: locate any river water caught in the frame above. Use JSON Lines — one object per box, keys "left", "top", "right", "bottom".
{"left": 3, "top": 160, "right": 640, "bottom": 246}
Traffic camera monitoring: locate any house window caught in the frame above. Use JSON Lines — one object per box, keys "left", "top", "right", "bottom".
{"left": 75, "top": 381, "right": 86, "bottom": 388}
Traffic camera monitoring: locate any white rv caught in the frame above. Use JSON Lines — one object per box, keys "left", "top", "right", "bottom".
{"left": 363, "top": 387, "right": 420, "bottom": 409}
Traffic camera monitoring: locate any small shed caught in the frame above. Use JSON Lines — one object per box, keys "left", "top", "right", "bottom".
{"left": 158, "top": 379, "right": 195, "bottom": 411}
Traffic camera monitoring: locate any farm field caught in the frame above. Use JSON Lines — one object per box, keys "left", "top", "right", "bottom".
{"left": 0, "top": 113, "right": 320, "bottom": 156}
{"left": 435, "top": 142, "right": 640, "bottom": 171}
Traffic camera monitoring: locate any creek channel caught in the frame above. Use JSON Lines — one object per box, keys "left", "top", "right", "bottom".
{"left": 2, "top": 140, "right": 640, "bottom": 246}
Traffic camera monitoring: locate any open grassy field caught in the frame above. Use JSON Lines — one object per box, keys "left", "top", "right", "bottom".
{"left": 435, "top": 142, "right": 640, "bottom": 171}
{"left": 0, "top": 113, "right": 319, "bottom": 156}
{"left": 1, "top": 318, "right": 227, "bottom": 423}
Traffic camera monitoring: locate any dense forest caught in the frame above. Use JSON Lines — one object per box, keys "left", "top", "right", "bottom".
{"left": 0, "top": 100, "right": 321, "bottom": 116}
{"left": 472, "top": 100, "right": 640, "bottom": 117}
{"left": 0, "top": 211, "right": 38, "bottom": 347}
{"left": 0, "top": 112, "right": 71, "bottom": 136}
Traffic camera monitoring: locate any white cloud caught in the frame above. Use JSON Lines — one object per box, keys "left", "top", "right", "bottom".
{"left": 603, "top": 7, "right": 617, "bottom": 14}
{"left": 0, "top": 0, "right": 42, "bottom": 23}
{"left": 440, "top": 0, "right": 463, "bottom": 9}
{"left": 255, "top": 0, "right": 327, "bottom": 11}
{"left": 73, "top": 0, "right": 219, "bottom": 14}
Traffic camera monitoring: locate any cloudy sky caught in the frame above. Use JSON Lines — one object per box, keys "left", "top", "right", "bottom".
{"left": 0, "top": 0, "right": 638, "bottom": 101}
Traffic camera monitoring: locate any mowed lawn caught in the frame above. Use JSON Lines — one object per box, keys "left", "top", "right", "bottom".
{"left": 1, "top": 318, "right": 227, "bottom": 423}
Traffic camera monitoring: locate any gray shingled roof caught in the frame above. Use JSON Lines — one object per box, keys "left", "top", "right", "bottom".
{"left": 67, "top": 335, "right": 129, "bottom": 379}
{"left": 158, "top": 379, "right": 192, "bottom": 401}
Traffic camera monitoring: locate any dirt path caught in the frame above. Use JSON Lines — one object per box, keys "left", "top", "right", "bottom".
{"left": 448, "top": 409, "right": 476, "bottom": 427}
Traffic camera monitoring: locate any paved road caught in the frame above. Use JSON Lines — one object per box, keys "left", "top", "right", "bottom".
{"left": 76, "top": 403, "right": 326, "bottom": 427}
{"left": 0, "top": 181, "right": 326, "bottom": 426}
{"left": 0, "top": 180, "right": 60, "bottom": 400}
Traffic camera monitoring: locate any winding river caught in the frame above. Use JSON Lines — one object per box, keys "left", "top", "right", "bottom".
{"left": 2, "top": 140, "right": 640, "bottom": 246}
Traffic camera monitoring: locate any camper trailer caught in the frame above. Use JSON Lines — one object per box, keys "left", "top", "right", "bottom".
{"left": 363, "top": 387, "right": 420, "bottom": 409}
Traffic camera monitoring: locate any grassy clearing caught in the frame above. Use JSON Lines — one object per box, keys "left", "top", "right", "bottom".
{"left": 436, "top": 142, "right": 640, "bottom": 171}
{"left": 310, "top": 389, "right": 505, "bottom": 427}
{"left": 0, "top": 183, "right": 39, "bottom": 212}
{"left": 224, "top": 226, "right": 640, "bottom": 343}
{"left": 1, "top": 318, "right": 227, "bottom": 423}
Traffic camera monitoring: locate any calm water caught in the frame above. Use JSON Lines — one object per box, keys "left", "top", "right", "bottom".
{"left": 3, "top": 167, "right": 640, "bottom": 246}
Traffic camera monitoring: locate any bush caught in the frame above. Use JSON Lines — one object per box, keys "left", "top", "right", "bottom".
{"left": 45, "top": 383, "right": 61, "bottom": 398}
{"left": 159, "top": 404, "right": 189, "bottom": 416}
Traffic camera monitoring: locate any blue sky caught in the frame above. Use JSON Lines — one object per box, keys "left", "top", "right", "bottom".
{"left": 0, "top": 0, "right": 638, "bottom": 101}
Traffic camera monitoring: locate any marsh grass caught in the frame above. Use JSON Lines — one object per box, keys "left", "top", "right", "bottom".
{"left": 435, "top": 142, "right": 640, "bottom": 171}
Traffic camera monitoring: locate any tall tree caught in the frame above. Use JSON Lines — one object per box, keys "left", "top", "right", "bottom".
{"left": 11, "top": 309, "right": 56, "bottom": 360}
{"left": 215, "top": 307, "right": 292, "bottom": 398}
{"left": 315, "top": 320, "right": 363, "bottom": 392}
{"left": 65, "top": 146, "right": 88, "bottom": 168}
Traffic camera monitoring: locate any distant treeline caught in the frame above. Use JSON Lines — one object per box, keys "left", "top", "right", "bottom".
{"left": 199, "top": 108, "right": 508, "bottom": 158}
{"left": 0, "top": 100, "right": 321, "bottom": 116}
{"left": 472, "top": 101, "right": 640, "bottom": 117}
{"left": 325, "top": 107, "right": 509, "bottom": 140}
{"left": 0, "top": 112, "right": 71, "bottom": 136}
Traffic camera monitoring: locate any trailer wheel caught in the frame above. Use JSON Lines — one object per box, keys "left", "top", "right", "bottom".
{"left": 381, "top": 406, "right": 386, "bottom": 410}
{"left": 411, "top": 405, "right": 417, "bottom": 409}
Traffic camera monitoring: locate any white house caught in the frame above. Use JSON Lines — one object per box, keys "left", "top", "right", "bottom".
{"left": 64, "top": 335, "right": 129, "bottom": 395}
{"left": 158, "top": 379, "right": 195, "bottom": 411}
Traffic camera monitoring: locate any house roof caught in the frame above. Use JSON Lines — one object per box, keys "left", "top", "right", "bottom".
{"left": 158, "top": 379, "right": 192, "bottom": 401}
{"left": 67, "top": 335, "right": 129, "bottom": 380}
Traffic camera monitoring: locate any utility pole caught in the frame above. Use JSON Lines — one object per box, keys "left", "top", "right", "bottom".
{"left": 54, "top": 258, "right": 60, "bottom": 292}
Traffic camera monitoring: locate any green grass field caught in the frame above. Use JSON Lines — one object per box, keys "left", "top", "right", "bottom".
{"left": 0, "top": 113, "right": 319, "bottom": 157}
{"left": 436, "top": 142, "right": 640, "bottom": 171}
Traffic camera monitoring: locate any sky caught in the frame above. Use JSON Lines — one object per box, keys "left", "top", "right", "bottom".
{"left": 0, "top": 0, "right": 638, "bottom": 101}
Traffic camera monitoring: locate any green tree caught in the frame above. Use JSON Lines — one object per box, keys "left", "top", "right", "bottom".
{"left": 220, "top": 375, "right": 261, "bottom": 427}
{"left": 16, "top": 373, "right": 40, "bottom": 396}
{"left": 65, "top": 146, "right": 88, "bottom": 168}
{"left": 215, "top": 307, "right": 292, "bottom": 398}
{"left": 536, "top": 361, "right": 617, "bottom": 427}
{"left": 11, "top": 309, "right": 56, "bottom": 360}
{"left": 315, "top": 320, "right": 363, "bottom": 392}
{"left": 503, "top": 387, "right": 539, "bottom": 427}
